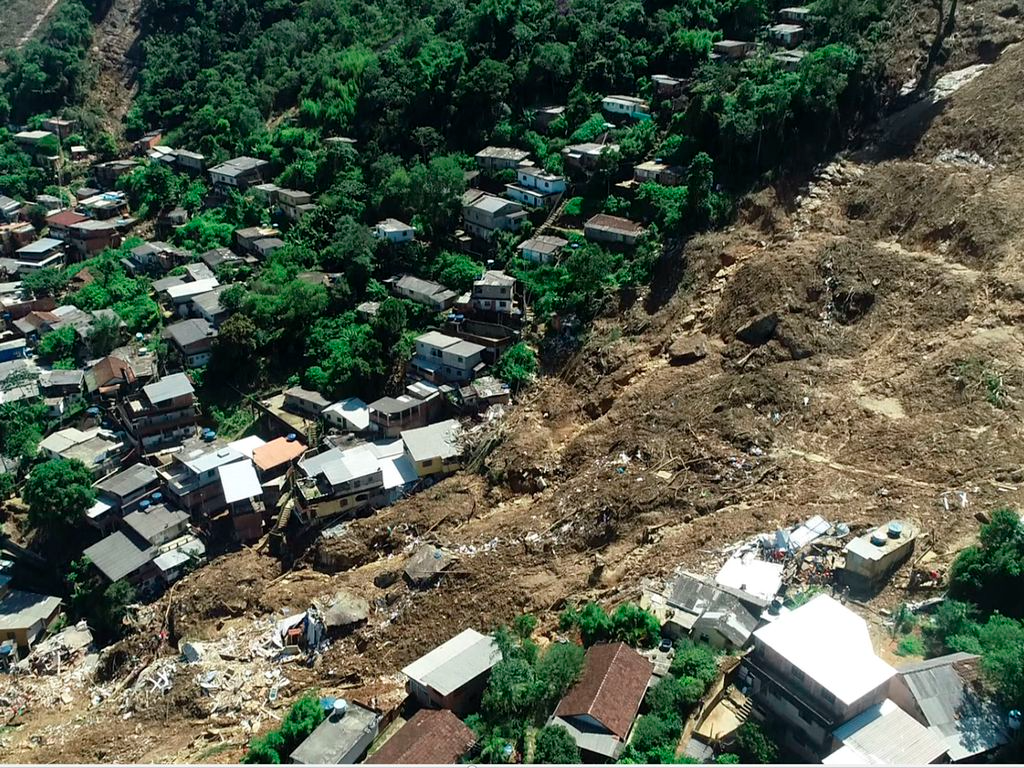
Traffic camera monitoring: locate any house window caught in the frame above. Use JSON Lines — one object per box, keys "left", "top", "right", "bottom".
{"left": 422, "top": 459, "right": 434, "bottom": 467}
{"left": 797, "top": 706, "right": 814, "bottom": 724}
{"left": 821, "top": 690, "right": 836, "bottom": 706}
{"left": 791, "top": 666, "right": 805, "bottom": 683}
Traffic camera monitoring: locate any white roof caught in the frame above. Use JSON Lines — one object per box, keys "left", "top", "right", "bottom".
{"left": 227, "top": 435, "right": 267, "bottom": 458}
{"left": 143, "top": 373, "right": 194, "bottom": 403}
{"left": 182, "top": 445, "right": 243, "bottom": 474}
{"left": 826, "top": 699, "right": 949, "bottom": 765}
{"left": 166, "top": 278, "right": 219, "bottom": 300}
{"left": 401, "top": 419, "right": 462, "bottom": 463}
{"left": 402, "top": 628, "right": 502, "bottom": 696}
{"left": 153, "top": 537, "right": 206, "bottom": 572}
{"left": 322, "top": 397, "right": 370, "bottom": 430}
{"left": 380, "top": 454, "right": 419, "bottom": 490}
{"left": 323, "top": 444, "right": 380, "bottom": 486}
{"left": 0, "top": 590, "right": 62, "bottom": 633}
{"left": 753, "top": 595, "right": 896, "bottom": 705}
{"left": 715, "top": 551, "right": 783, "bottom": 604}
{"left": 218, "top": 459, "right": 263, "bottom": 503}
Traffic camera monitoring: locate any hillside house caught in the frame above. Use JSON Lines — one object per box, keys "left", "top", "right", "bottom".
{"left": 191, "top": 286, "right": 229, "bottom": 327}
{"left": 771, "top": 49, "right": 808, "bottom": 71}
{"left": 42, "top": 117, "right": 75, "bottom": 139}
{"left": 84, "top": 354, "right": 138, "bottom": 398}
{"left": 474, "top": 146, "right": 529, "bottom": 171}
{"left": 888, "top": 653, "right": 1010, "bottom": 762}
{"left": 77, "top": 191, "right": 129, "bottom": 220}
{"left": 743, "top": 595, "right": 897, "bottom": 760}
{"left": 295, "top": 442, "right": 388, "bottom": 520}
{"left": 517, "top": 234, "right": 567, "bottom": 265}
{"left": 471, "top": 270, "right": 517, "bottom": 317}
{"left": 661, "top": 572, "right": 759, "bottom": 650}
{"left": 0, "top": 195, "right": 22, "bottom": 223}
{"left": 462, "top": 191, "right": 527, "bottom": 241}
{"left": 163, "top": 442, "right": 245, "bottom": 516}
{"left": 289, "top": 702, "right": 379, "bottom": 765}
{"left": 387, "top": 275, "right": 458, "bottom": 310}
{"left": 82, "top": 530, "right": 156, "bottom": 589}
{"left": 366, "top": 708, "right": 477, "bottom": 765}
{"left": 123, "top": 504, "right": 190, "bottom": 548}
{"left": 401, "top": 419, "right": 463, "bottom": 478}
{"left": 127, "top": 241, "right": 188, "bottom": 274}
{"left": 769, "top": 23, "right": 805, "bottom": 47}
{"left": 713, "top": 39, "right": 755, "bottom": 59}
{"left": 14, "top": 130, "right": 56, "bottom": 157}
{"left": 634, "top": 160, "right": 684, "bottom": 186}
{"left": 219, "top": 458, "right": 265, "bottom": 542}
{"left": 208, "top": 156, "right": 269, "bottom": 192}
{"left": 162, "top": 318, "right": 218, "bottom": 368}
{"left": 173, "top": 149, "right": 206, "bottom": 173}
{"left": 504, "top": 167, "right": 566, "bottom": 208}
{"left": 235, "top": 226, "right": 281, "bottom": 255}
{"left": 283, "top": 386, "right": 331, "bottom": 418}
{"left": 46, "top": 210, "right": 89, "bottom": 242}
{"left": 0, "top": 585, "right": 62, "bottom": 650}
{"left": 163, "top": 278, "right": 220, "bottom": 318}
{"left": 251, "top": 435, "right": 306, "bottom": 480}
{"left": 368, "top": 394, "right": 435, "bottom": 437}
{"left": 651, "top": 74, "right": 686, "bottom": 97}
{"left": 549, "top": 642, "right": 653, "bottom": 761}
{"left": 402, "top": 628, "right": 502, "bottom": 715}
{"left": 780, "top": 5, "right": 811, "bottom": 22}
{"left": 39, "top": 427, "right": 125, "bottom": 478}
{"left": 562, "top": 142, "right": 620, "bottom": 172}
{"left": 276, "top": 188, "right": 316, "bottom": 221}
{"left": 252, "top": 236, "right": 285, "bottom": 260}
{"left": 584, "top": 214, "right": 643, "bottom": 245}
{"left": 118, "top": 373, "right": 197, "bottom": 451}
{"left": 87, "top": 462, "right": 162, "bottom": 531}
{"left": 602, "top": 95, "right": 651, "bottom": 119}
{"left": 68, "top": 219, "right": 122, "bottom": 260}
{"left": 374, "top": 218, "right": 416, "bottom": 243}
{"left": 322, "top": 397, "right": 371, "bottom": 433}
{"left": 13, "top": 238, "right": 64, "bottom": 273}
{"left": 94, "top": 159, "right": 138, "bottom": 187}
{"left": 534, "top": 105, "right": 566, "bottom": 131}
{"left": 410, "top": 330, "right": 485, "bottom": 384}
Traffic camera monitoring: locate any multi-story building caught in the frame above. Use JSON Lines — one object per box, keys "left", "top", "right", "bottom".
{"left": 742, "top": 595, "right": 897, "bottom": 760}
{"left": 208, "top": 156, "right": 269, "bottom": 193}
{"left": 409, "top": 331, "right": 486, "bottom": 385}
{"left": 462, "top": 191, "right": 527, "bottom": 241}
{"left": 118, "top": 373, "right": 197, "bottom": 452}
{"left": 471, "top": 270, "right": 517, "bottom": 317}
{"left": 504, "top": 167, "right": 566, "bottom": 208}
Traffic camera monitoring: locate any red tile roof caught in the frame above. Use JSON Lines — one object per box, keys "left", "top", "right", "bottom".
{"left": 365, "top": 709, "right": 476, "bottom": 764}
{"left": 89, "top": 355, "right": 135, "bottom": 389}
{"left": 554, "top": 642, "right": 652, "bottom": 740}
{"left": 47, "top": 210, "right": 89, "bottom": 228}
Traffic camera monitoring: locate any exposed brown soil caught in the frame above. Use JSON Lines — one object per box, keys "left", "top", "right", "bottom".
{"left": 5, "top": 10, "right": 1024, "bottom": 767}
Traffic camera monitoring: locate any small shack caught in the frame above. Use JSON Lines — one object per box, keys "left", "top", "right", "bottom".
{"left": 289, "top": 699, "right": 379, "bottom": 764}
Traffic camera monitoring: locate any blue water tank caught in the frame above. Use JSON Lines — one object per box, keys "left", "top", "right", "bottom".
{"left": 286, "top": 433, "right": 297, "bottom": 442}
{"left": 888, "top": 522, "right": 903, "bottom": 539}
{"left": 152, "top": 492, "right": 163, "bottom": 501}
{"left": 139, "top": 500, "right": 151, "bottom": 510}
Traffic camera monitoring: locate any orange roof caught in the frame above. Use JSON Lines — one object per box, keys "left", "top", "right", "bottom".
{"left": 252, "top": 436, "right": 306, "bottom": 471}
{"left": 47, "top": 210, "right": 89, "bottom": 228}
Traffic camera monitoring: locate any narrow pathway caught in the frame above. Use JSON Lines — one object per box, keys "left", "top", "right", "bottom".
{"left": 15, "top": 0, "right": 62, "bottom": 48}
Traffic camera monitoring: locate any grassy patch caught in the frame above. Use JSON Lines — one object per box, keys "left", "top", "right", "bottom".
{"left": 950, "top": 359, "right": 1008, "bottom": 408}
{"left": 896, "top": 634, "right": 925, "bottom": 657}
{"left": 195, "top": 742, "right": 238, "bottom": 761}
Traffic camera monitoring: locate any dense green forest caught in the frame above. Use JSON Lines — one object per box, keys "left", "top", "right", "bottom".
{"left": 0, "top": 0, "right": 896, "bottom": 425}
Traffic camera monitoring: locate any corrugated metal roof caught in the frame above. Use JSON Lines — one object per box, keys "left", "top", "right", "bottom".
{"left": 898, "top": 653, "right": 1009, "bottom": 760}
{"left": 143, "top": 373, "right": 193, "bottom": 404}
{"left": 402, "top": 628, "right": 501, "bottom": 696}
{"left": 829, "top": 699, "right": 948, "bottom": 765}
{"left": 83, "top": 531, "right": 154, "bottom": 582}
{"left": 401, "top": 419, "right": 462, "bottom": 464}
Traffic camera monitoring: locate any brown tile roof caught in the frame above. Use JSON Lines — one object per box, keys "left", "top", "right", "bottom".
{"left": 47, "top": 210, "right": 89, "bottom": 228}
{"left": 252, "top": 436, "right": 307, "bottom": 471}
{"left": 88, "top": 355, "right": 135, "bottom": 389}
{"left": 585, "top": 213, "right": 644, "bottom": 235}
{"left": 365, "top": 709, "right": 476, "bottom": 764}
{"left": 554, "top": 642, "right": 652, "bottom": 740}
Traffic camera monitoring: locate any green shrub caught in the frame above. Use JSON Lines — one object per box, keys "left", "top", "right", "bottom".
{"left": 896, "top": 635, "right": 924, "bottom": 657}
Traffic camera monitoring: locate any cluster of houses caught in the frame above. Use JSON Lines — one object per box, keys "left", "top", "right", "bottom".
{"left": 275, "top": 515, "right": 1016, "bottom": 765}
{"left": 634, "top": 515, "right": 1016, "bottom": 763}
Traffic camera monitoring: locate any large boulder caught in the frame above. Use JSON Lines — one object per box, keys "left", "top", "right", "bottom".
{"left": 323, "top": 590, "right": 370, "bottom": 635}
{"left": 667, "top": 333, "right": 708, "bottom": 365}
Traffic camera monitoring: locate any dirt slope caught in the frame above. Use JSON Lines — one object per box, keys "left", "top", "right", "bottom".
{"left": 5, "top": 26, "right": 1024, "bottom": 768}
{"left": 85, "top": 0, "right": 143, "bottom": 136}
